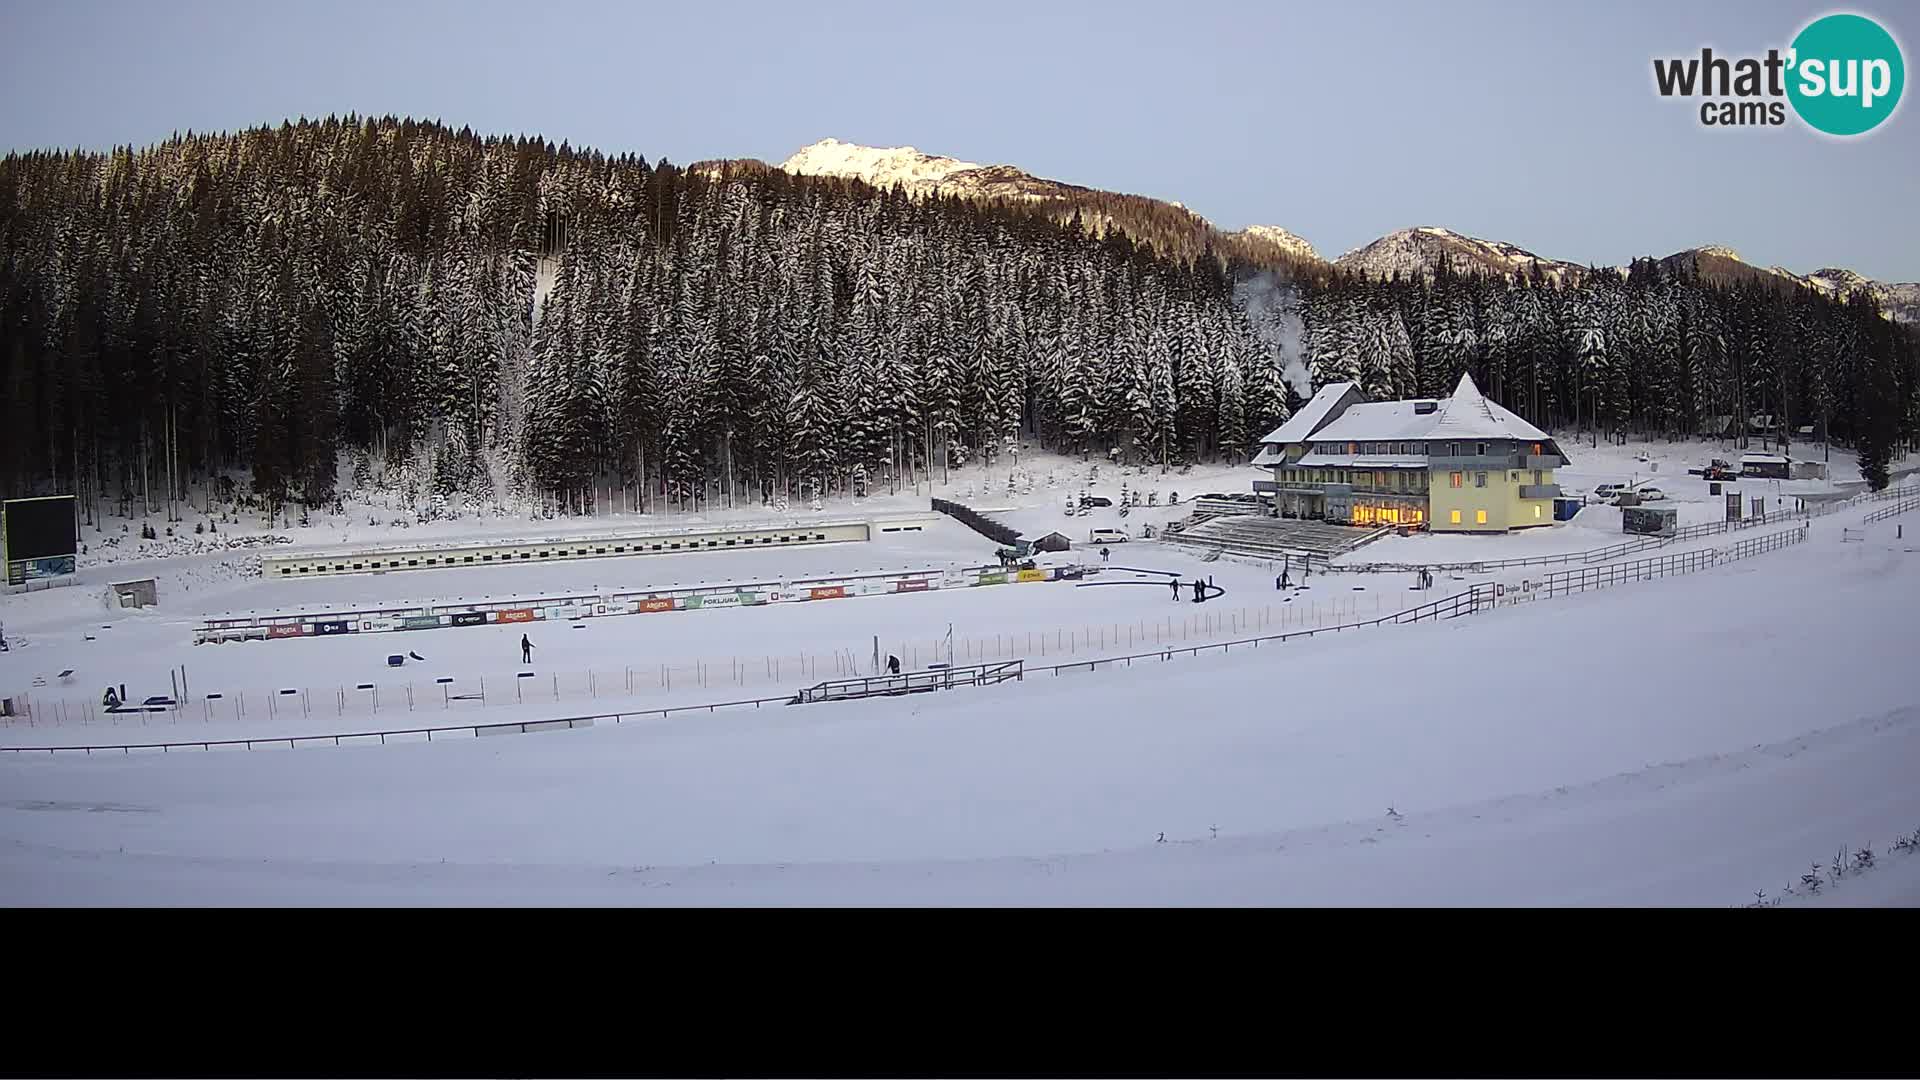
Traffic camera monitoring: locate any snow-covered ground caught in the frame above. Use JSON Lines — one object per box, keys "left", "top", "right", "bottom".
{"left": 3, "top": 472, "right": 1917, "bottom": 905}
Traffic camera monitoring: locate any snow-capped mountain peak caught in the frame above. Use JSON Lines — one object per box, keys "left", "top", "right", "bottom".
{"left": 1230, "top": 224, "right": 1319, "bottom": 262}
{"left": 1334, "top": 226, "right": 1581, "bottom": 282}
{"left": 779, "top": 138, "right": 984, "bottom": 193}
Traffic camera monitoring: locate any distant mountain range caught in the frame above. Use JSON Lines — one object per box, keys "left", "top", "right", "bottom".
{"left": 763, "top": 138, "right": 1917, "bottom": 320}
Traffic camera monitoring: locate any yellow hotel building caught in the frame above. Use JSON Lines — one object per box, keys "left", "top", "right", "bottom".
{"left": 1251, "top": 372, "right": 1569, "bottom": 533}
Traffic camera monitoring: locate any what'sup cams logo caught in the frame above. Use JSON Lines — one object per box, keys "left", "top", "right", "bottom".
{"left": 1653, "top": 11, "right": 1904, "bottom": 136}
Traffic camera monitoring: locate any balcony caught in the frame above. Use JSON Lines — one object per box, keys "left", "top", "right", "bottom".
{"left": 1518, "top": 484, "right": 1562, "bottom": 500}
{"left": 1429, "top": 454, "right": 1512, "bottom": 470}
{"left": 1519, "top": 454, "right": 1559, "bottom": 471}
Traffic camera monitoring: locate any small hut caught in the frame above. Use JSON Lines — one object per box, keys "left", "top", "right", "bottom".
{"left": 1029, "top": 531, "right": 1073, "bottom": 553}
{"left": 110, "top": 578, "right": 159, "bottom": 609}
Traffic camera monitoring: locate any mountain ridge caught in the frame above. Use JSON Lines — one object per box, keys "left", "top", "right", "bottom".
{"left": 737, "top": 137, "right": 1920, "bottom": 314}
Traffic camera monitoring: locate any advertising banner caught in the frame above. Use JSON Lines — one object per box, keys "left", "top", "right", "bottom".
{"left": 7, "top": 555, "right": 77, "bottom": 586}
{"left": 1016, "top": 568, "right": 1047, "bottom": 583}
{"left": 809, "top": 586, "right": 847, "bottom": 600}
{"left": 638, "top": 597, "right": 675, "bottom": 613}
{"left": 976, "top": 573, "right": 1007, "bottom": 586}
{"left": 894, "top": 578, "right": 930, "bottom": 593}
{"left": 314, "top": 620, "right": 351, "bottom": 635}
{"left": 450, "top": 611, "right": 486, "bottom": 627}
{"left": 400, "top": 615, "right": 443, "bottom": 631}
{"left": 497, "top": 609, "right": 536, "bottom": 623}
{"left": 268, "top": 623, "right": 306, "bottom": 639}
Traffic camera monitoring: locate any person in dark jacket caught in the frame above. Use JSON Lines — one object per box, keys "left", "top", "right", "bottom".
{"left": 1170, "top": 578, "right": 1181, "bottom": 601}
{"left": 887, "top": 654, "right": 901, "bottom": 675}
{"left": 1100, "top": 547, "right": 1111, "bottom": 563}
{"left": 520, "top": 634, "right": 534, "bottom": 665}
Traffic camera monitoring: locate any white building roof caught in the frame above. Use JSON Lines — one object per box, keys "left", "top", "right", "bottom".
{"left": 1296, "top": 372, "right": 1551, "bottom": 445}
{"left": 1257, "top": 382, "right": 1356, "bottom": 445}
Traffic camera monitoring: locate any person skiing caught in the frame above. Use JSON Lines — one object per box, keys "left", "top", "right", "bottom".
{"left": 520, "top": 634, "right": 534, "bottom": 665}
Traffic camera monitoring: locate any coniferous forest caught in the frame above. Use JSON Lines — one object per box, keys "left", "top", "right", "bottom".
{"left": 3, "top": 117, "right": 1916, "bottom": 520}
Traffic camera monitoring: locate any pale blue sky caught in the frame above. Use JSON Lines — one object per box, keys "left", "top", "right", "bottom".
{"left": 3, "top": 0, "right": 1915, "bottom": 279}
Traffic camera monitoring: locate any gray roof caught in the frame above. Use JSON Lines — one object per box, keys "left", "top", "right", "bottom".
{"left": 1259, "top": 373, "right": 1552, "bottom": 447}
{"left": 1258, "top": 382, "right": 1357, "bottom": 445}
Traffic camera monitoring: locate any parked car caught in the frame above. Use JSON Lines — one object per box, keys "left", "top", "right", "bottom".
{"left": 1088, "top": 528, "right": 1129, "bottom": 544}
{"left": 1593, "top": 483, "right": 1629, "bottom": 503}
{"left": 1636, "top": 486, "right": 1666, "bottom": 501}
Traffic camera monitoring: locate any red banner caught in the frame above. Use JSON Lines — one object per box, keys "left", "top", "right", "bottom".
{"left": 497, "top": 609, "right": 536, "bottom": 623}
{"left": 638, "top": 598, "right": 676, "bottom": 613}
{"left": 809, "top": 586, "right": 846, "bottom": 600}
{"left": 267, "top": 623, "right": 305, "bottom": 639}
{"left": 894, "top": 579, "right": 930, "bottom": 592}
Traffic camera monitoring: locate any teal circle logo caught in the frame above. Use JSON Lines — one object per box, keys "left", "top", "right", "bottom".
{"left": 1787, "top": 13, "right": 1905, "bottom": 136}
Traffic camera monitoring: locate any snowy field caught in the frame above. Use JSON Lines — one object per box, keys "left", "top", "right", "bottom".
{"left": 4, "top": 441, "right": 1918, "bottom": 906}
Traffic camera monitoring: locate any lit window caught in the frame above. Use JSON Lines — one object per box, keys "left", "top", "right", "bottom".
{"left": 1450, "top": 510, "right": 1461, "bottom": 524}
{"left": 1531, "top": 443, "right": 1542, "bottom": 456}
{"left": 1451, "top": 472, "right": 1464, "bottom": 488}
{"left": 1349, "top": 442, "right": 1357, "bottom": 455}
{"left": 1476, "top": 510, "right": 1488, "bottom": 524}
{"left": 1533, "top": 506, "right": 1542, "bottom": 519}
{"left": 1476, "top": 472, "right": 1487, "bottom": 488}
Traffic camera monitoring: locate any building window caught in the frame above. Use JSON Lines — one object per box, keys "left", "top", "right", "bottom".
{"left": 1475, "top": 472, "right": 1487, "bottom": 488}
{"left": 1446, "top": 442, "right": 1457, "bottom": 457}
{"left": 1476, "top": 509, "right": 1488, "bottom": 525}
{"left": 1451, "top": 472, "right": 1463, "bottom": 488}
{"left": 1531, "top": 443, "right": 1542, "bottom": 456}
{"left": 1533, "top": 505, "right": 1542, "bottom": 519}
{"left": 1348, "top": 442, "right": 1357, "bottom": 455}
{"left": 1534, "top": 470, "right": 1543, "bottom": 485}
{"left": 1450, "top": 510, "right": 1461, "bottom": 524}
{"left": 1476, "top": 442, "right": 1487, "bottom": 456}
{"left": 1375, "top": 471, "right": 1386, "bottom": 488}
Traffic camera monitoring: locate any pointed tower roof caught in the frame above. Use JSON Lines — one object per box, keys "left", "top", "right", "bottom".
{"left": 1427, "top": 371, "right": 1551, "bottom": 441}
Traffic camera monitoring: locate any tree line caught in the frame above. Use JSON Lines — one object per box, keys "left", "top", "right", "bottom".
{"left": 3, "top": 116, "right": 1915, "bottom": 522}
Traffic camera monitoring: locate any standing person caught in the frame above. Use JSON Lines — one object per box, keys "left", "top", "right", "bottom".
{"left": 887, "top": 655, "right": 901, "bottom": 676}
{"left": 520, "top": 634, "right": 534, "bottom": 665}
{"left": 1170, "top": 578, "right": 1181, "bottom": 602}
{"left": 1280, "top": 566, "right": 1290, "bottom": 590}
{"left": 1101, "top": 546, "right": 1111, "bottom": 563}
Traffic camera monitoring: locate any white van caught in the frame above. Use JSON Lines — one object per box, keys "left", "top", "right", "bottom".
{"left": 1088, "top": 527, "right": 1129, "bottom": 544}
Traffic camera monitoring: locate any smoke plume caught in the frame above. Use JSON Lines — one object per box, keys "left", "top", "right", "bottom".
{"left": 1234, "top": 272, "right": 1312, "bottom": 397}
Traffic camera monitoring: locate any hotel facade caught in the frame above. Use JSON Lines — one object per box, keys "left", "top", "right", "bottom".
{"left": 1251, "top": 372, "right": 1569, "bottom": 533}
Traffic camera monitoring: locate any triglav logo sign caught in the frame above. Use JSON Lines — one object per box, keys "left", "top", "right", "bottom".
{"left": 1653, "top": 11, "right": 1905, "bottom": 136}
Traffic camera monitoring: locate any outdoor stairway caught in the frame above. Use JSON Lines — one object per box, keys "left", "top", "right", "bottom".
{"left": 1166, "top": 514, "right": 1390, "bottom": 561}
{"left": 789, "top": 660, "right": 1025, "bottom": 705}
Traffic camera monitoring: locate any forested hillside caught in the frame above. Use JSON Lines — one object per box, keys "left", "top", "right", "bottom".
{"left": 3, "top": 116, "right": 1915, "bottom": 520}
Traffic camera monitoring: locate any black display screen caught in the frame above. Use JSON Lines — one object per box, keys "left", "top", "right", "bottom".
{"left": 4, "top": 497, "right": 78, "bottom": 561}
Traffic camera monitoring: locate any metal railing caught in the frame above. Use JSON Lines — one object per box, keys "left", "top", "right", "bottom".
{"left": 1863, "top": 494, "right": 1920, "bottom": 524}
{"left": 1026, "top": 586, "right": 1483, "bottom": 677}
{"left": 791, "top": 660, "right": 1025, "bottom": 703}
{"left": 1488, "top": 525, "right": 1807, "bottom": 605}
{"left": 0, "top": 694, "right": 803, "bottom": 755}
